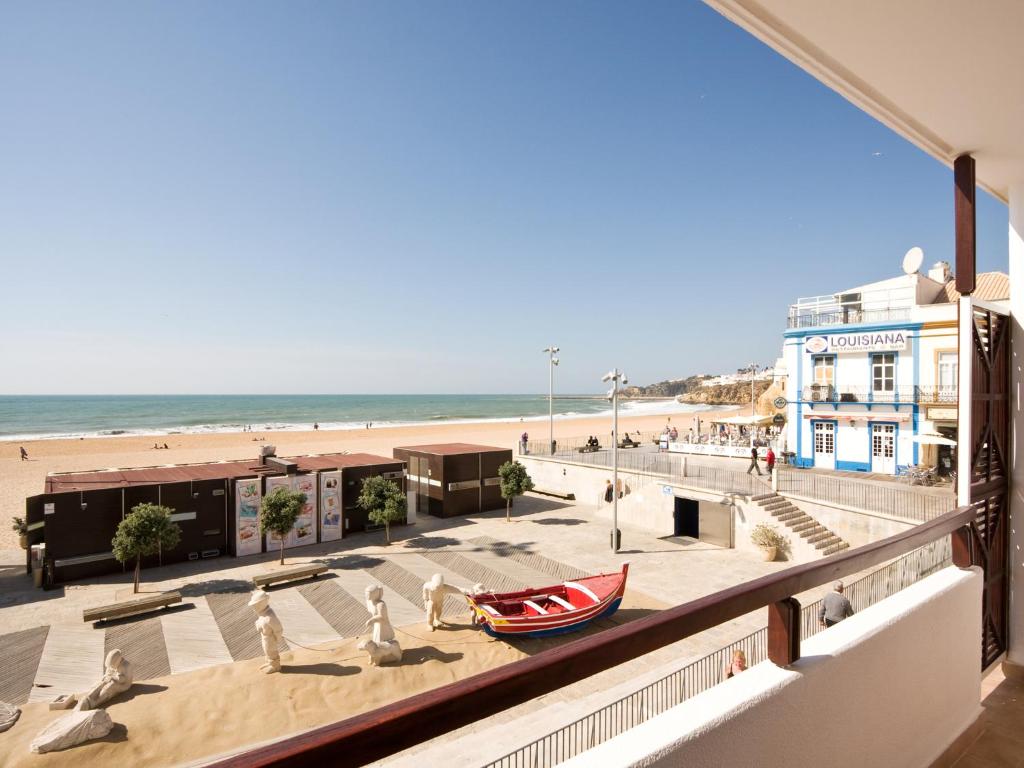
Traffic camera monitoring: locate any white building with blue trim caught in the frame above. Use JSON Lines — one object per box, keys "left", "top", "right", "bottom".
{"left": 782, "top": 263, "right": 1007, "bottom": 475}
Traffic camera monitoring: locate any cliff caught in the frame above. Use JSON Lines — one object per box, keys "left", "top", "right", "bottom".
{"left": 677, "top": 380, "right": 772, "bottom": 406}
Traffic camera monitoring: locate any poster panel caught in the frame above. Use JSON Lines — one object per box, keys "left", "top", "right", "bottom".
{"left": 263, "top": 475, "right": 293, "bottom": 552}
{"left": 319, "top": 471, "right": 343, "bottom": 543}
{"left": 291, "top": 473, "right": 318, "bottom": 548}
{"left": 235, "top": 478, "right": 262, "bottom": 557}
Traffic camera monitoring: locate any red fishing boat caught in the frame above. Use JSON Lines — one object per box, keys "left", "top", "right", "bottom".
{"left": 466, "top": 563, "right": 629, "bottom": 638}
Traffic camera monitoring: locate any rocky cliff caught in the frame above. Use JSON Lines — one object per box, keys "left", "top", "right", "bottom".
{"left": 621, "top": 375, "right": 772, "bottom": 406}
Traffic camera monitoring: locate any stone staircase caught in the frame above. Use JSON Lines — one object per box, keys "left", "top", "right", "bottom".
{"left": 750, "top": 492, "right": 850, "bottom": 557}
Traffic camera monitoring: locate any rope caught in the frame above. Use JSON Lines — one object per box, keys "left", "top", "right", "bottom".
{"left": 280, "top": 620, "right": 497, "bottom": 653}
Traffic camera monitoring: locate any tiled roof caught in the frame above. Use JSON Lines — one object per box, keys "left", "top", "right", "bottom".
{"left": 934, "top": 271, "right": 1009, "bottom": 303}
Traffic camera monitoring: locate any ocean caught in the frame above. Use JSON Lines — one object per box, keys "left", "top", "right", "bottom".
{"left": 0, "top": 395, "right": 728, "bottom": 442}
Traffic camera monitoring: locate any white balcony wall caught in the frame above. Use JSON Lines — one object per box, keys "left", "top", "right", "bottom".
{"left": 563, "top": 566, "right": 982, "bottom": 768}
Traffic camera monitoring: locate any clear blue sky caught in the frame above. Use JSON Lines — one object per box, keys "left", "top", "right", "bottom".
{"left": 0, "top": 2, "right": 1008, "bottom": 395}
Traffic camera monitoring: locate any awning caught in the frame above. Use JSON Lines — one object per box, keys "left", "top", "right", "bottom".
{"left": 711, "top": 414, "right": 775, "bottom": 427}
{"left": 912, "top": 433, "right": 958, "bottom": 447}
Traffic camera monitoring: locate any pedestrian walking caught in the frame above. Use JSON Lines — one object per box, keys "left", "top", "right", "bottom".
{"left": 20, "top": 446, "right": 29, "bottom": 461}
{"left": 604, "top": 479, "right": 614, "bottom": 503}
{"left": 766, "top": 447, "right": 776, "bottom": 474}
{"left": 819, "top": 581, "right": 855, "bottom": 627}
{"left": 520, "top": 432, "right": 529, "bottom": 454}
{"left": 746, "top": 446, "right": 762, "bottom": 475}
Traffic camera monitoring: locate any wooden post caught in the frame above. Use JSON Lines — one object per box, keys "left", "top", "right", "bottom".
{"left": 952, "top": 524, "right": 974, "bottom": 567}
{"left": 768, "top": 597, "right": 801, "bottom": 666}
{"left": 954, "top": 154, "right": 976, "bottom": 295}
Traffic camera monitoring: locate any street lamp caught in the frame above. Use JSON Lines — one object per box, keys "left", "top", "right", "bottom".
{"left": 747, "top": 362, "right": 761, "bottom": 447}
{"left": 602, "top": 367, "right": 628, "bottom": 552}
{"left": 543, "top": 347, "right": 560, "bottom": 455}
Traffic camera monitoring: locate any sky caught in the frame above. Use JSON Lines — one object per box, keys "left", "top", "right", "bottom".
{"left": 0, "top": 2, "right": 1009, "bottom": 395}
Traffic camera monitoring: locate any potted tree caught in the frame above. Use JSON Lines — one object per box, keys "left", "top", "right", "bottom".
{"left": 497, "top": 460, "right": 535, "bottom": 523}
{"left": 751, "top": 523, "right": 787, "bottom": 562}
{"left": 11, "top": 517, "right": 28, "bottom": 550}
{"left": 260, "top": 486, "right": 307, "bottom": 565}
{"left": 112, "top": 503, "right": 182, "bottom": 593}
{"left": 358, "top": 476, "right": 407, "bottom": 545}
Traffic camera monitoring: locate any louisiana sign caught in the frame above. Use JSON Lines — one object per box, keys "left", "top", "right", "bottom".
{"left": 805, "top": 330, "right": 909, "bottom": 355}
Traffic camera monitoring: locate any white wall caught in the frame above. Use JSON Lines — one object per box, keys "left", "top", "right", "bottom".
{"left": 781, "top": 495, "right": 915, "bottom": 547}
{"left": 562, "top": 566, "right": 982, "bottom": 768}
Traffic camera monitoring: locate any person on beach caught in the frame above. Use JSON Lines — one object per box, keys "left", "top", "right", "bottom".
{"left": 20, "top": 446, "right": 29, "bottom": 461}
{"left": 747, "top": 446, "right": 762, "bottom": 476}
{"left": 766, "top": 447, "right": 776, "bottom": 474}
{"left": 313, "top": 422, "right": 319, "bottom": 430}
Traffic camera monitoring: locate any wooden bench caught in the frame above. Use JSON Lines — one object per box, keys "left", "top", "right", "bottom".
{"left": 83, "top": 591, "right": 182, "bottom": 623}
{"left": 252, "top": 563, "right": 327, "bottom": 589}
{"left": 577, "top": 445, "right": 602, "bottom": 453}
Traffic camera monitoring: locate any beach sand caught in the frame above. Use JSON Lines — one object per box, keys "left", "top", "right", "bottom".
{"left": 0, "top": 405, "right": 745, "bottom": 551}
{"left": 0, "top": 589, "right": 665, "bottom": 767}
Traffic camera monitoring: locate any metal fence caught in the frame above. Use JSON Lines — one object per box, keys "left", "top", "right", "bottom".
{"left": 485, "top": 538, "right": 952, "bottom": 768}
{"left": 776, "top": 467, "right": 955, "bottom": 523}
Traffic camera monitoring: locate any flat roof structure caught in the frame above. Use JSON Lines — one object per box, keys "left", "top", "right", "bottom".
{"left": 45, "top": 452, "right": 396, "bottom": 493}
{"left": 394, "top": 443, "right": 512, "bottom": 519}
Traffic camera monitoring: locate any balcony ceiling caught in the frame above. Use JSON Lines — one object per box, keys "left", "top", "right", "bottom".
{"left": 704, "top": 0, "right": 1024, "bottom": 202}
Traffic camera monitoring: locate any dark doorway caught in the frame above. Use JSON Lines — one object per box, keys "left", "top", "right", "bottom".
{"left": 673, "top": 497, "right": 699, "bottom": 538}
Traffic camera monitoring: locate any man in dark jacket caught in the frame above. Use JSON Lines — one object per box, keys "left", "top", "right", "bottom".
{"left": 746, "top": 446, "right": 761, "bottom": 475}
{"left": 819, "top": 581, "right": 855, "bottom": 627}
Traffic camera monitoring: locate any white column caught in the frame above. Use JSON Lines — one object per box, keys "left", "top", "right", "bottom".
{"left": 1008, "top": 181, "right": 1024, "bottom": 668}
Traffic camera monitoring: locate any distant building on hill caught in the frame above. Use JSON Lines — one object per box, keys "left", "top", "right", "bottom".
{"left": 781, "top": 261, "right": 1008, "bottom": 475}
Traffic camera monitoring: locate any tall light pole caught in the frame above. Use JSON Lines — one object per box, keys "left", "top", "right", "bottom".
{"left": 543, "top": 347, "right": 559, "bottom": 455}
{"left": 748, "top": 362, "right": 760, "bottom": 447}
{"left": 603, "top": 368, "right": 627, "bottom": 552}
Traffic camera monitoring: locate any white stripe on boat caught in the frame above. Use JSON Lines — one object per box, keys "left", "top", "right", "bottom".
{"left": 548, "top": 595, "right": 575, "bottom": 611}
{"left": 523, "top": 600, "right": 548, "bottom": 615}
{"left": 564, "top": 581, "right": 601, "bottom": 604}
{"left": 480, "top": 604, "right": 500, "bottom": 616}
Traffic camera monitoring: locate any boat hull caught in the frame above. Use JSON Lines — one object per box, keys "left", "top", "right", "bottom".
{"left": 478, "top": 596, "right": 623, "bottom": 639}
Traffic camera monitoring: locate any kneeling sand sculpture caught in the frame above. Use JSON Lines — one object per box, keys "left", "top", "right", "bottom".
{"left": 249, "top": 588, "right": 284, "bottom": 674}
{"left": 361, "top": 584, "right": 401, "bottom": 665}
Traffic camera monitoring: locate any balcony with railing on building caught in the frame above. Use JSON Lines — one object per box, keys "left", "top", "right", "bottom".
{"left": 787, "top": 285, "right": 915, "bottom": 329}
{"left": 801, "top": 383, "right": 957, "bottom": 404}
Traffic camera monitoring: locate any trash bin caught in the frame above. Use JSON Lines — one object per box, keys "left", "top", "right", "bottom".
{"left": 610, "top": 528, "right": 621, "bottom": 551}
{"left": 31, "top": 544, "right": 45, "bottom": 588}
{"left": 550, "top": 439, "right": 557, "bottom": 455}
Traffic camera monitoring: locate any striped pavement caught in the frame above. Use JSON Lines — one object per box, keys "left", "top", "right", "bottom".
{"left": 0, "top": 545, "right": 588, "bottom": 705}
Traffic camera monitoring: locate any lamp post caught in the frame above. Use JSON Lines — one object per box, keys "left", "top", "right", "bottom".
{"left": 748, "top": 362, "right": 761, "bottom": 447}
{"left": 543, "top": 347, "right": 559, "bottom": 455}
{"left": 602, "top": 368, "right": 627, "bottom": 552}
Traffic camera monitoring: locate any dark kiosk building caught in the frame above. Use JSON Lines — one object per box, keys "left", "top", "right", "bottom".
{"left": 23, "top": 449, "right": 405, "bottom": 588}
{"left": 393, "top": 443, "right": 512, "bottom": 518}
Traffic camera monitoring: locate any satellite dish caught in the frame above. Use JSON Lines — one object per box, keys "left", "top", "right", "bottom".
{"left": 902, "top": 246, "right": 924, "bottom": 275}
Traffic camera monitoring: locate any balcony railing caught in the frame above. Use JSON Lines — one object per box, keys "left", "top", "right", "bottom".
{"left": 801, "top": 384, "right": 958, "bottom": 405}
{"left": 207, "top": 506, "right": 979, "bottom": 768}
{"left": 787, "top": 306, "right": 911, "bottom": 329}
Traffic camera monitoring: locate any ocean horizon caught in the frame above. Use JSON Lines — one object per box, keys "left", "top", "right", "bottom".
{"left": 0, "top": 394, "right": 731, "bottom": 442}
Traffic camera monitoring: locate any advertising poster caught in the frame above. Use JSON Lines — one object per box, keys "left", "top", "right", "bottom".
{"left": 319, "top": 471, "right": 343, "bottom": 543}
{"left": 235, "top": 479, "right": 262, "bottom": 557}
{"left": 292, "top": 473, "right": 317, "bottom": 548}
{"left": 263, "top": 475, "right": 293, "bottom": 552}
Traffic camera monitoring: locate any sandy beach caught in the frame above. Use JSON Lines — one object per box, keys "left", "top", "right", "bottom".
{"left": 0, "top": 405, "right": 746, "bottom": 551}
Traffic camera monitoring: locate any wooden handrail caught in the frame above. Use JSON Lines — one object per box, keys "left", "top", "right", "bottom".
{"left": 209, "top": 505, "right": 977, "bottom": 768}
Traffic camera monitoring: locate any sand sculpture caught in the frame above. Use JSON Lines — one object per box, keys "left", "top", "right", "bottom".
{"left": 77, "top": 649, "right": 133, "bottom": 711}
{"left": 29, "top": 709, "right": 114, "bottom": 754}
{"left": 0, "top": 701, "right": 19, "bottom": 733}
{"left": 422, "top": 573, "right": 469, "bottom": 631}
{"left": 362, "top": 584, "right": 401, "bottom": 665}
{"left": 249, "top": 588, "right": 284, "bottom": 674}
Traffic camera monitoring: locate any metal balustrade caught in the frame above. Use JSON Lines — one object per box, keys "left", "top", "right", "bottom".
{"left": 486, "top": 537, "right": 952, "bottom": 768}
